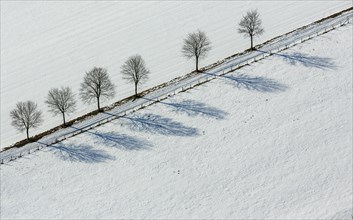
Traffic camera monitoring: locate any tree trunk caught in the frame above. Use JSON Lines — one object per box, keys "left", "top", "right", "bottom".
{"left": 135, "top": 82, "right": 138, "bottom": 97}
{"left": 26, "top": 128, "right": 29, "bottom": 140}
{"left": 196, "top": 56, "right": 199, "bottom": 72}
{"left": 97, "top": 96, "right": 101, "bottom": 112}
{"left": 62, "top": 112, "right": 66, "bottom": 125}
{"left": 250, "top": 35, "right": 253, "bottom": 50}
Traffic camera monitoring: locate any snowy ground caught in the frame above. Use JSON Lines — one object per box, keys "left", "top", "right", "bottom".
{"left": 2, "top": 8, "right": 350, "bottom": 161}
{"left": 1, "top": 1, "right": 351, "bottom": 149}
{"left": 1, "top": 19, "right": 351, "bottom": 219}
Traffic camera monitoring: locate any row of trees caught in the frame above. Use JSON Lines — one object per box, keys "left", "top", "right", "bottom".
{"left": 10, "top": 54, "right": 150, "bottom": 140}
{"left": 10, "top": 9, "right": 264, "bottom": 140}
{"left": 182, "top": 9, "right": 264, "bottom": 72}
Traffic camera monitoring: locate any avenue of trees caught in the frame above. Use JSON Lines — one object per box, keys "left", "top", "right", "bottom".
{"left": 10, "top": 9, "right": 264, "bottom": 141}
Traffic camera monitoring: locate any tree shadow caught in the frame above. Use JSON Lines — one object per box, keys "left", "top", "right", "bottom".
{"left": 203, "top": 72, "right": 287, "bottom": 93}
{"left": 141, "top": 98, "right": 228, "bottom": 119}
{"left": 37, "top": 141, "right": 115, "bottom": 163}
{"left": 117, "top": 113, "right": 199, "bottom": 137}
{"left": 257, "top": 49, "right": 337, "bottom": 70}
{"left": 89, "top": 130, "right": 153, "bottom": 151}
{"left": 70, "top": 126, "right": 153, "bottom": 151}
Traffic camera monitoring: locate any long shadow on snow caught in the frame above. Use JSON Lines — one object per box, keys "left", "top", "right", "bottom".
{"left": 104, "top": 112, "right": 199, "bottom": 137}
{"left": 37, "top": 141, "right": 114, "bottom": 163}
{"left": 70, "top": 126, "right": 152, "bottom": 151}
{"left": 141, "top": 97, "right": 228, "bottom": 120}
{"left": 257, "top": 49, "right": 337, "bottom": 70}
{"left": 203, "top": 72, "right": 288, "bottom": 93}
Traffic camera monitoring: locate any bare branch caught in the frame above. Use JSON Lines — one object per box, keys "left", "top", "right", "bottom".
{"left": 45, "top": 87, "right": 76, "bottom": 124}
{"left": 10, "top": 101, "right": 43, "bottom": 139}
{"left": 80, "top": 67, "right": 115, "bottom": 111}
{"left": 182, "top": 30, "right": 212, "bottom": 72}
{"left": 238, "top": 9, "right": 264, "bottom": 49}
{"left": 121, "top": 55, "right": 150, "bottom": 96}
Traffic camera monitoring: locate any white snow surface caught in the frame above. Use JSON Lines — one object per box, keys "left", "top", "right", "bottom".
{"left": 1, "top": 21, "right": 352, "bottom": 219}
{"left": 1, "top": 1, "right": 352, "bottom": 149}
{"left": 1, "top": 8, "right": 351, "bottom": 161}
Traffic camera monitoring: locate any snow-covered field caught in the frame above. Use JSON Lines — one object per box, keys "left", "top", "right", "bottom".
{"left": 1, "top": 18, "right": 351, "bottom": 219}
{"left": 1, "top": 1, "right": 351, "bottom": 149}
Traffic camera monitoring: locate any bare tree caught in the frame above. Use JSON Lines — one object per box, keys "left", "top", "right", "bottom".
{"left": 121, "top": 55, "right": 150, "bottom": 98}
{"left": 238, "top": 9, "right": 264, "bottom": 50}
{"left": 10, "top": 101, "right": 43, "bottom": 140}
{"left": 80, "top": 67, "right": 115, "bottom": 112}
{"left": 182, "top": 30, "right": 212, "bottom": 72}
{"left": 45, "top": 87, "right": 76, "bottom": 125}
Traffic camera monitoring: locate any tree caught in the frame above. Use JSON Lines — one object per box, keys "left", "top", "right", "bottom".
{"left": 80, "top": 67, "right": 115, "bottom": 112}
{"left": 121, "top": 55, "right": 150, "bottom": 98}
{"left": 238, "top": 9, "right": 264, "bottom": 50}
{"left": 45, "top": 87, "right": 76, "bottom": 125}
{"left": 182, "top": 30, "right": 212, "bottom": 72}
{"left": 10, "top": 101, "right": 43, "bottom": 140}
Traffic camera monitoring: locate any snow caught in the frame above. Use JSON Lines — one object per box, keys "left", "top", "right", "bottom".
{"left": 1, "top": 19, "right": 352, "bottom": 219}
{"left": 1, "top": 1, "right": 352, "bottom": 149}
{"left": 1, "top": 8, "right": 351, "bottom": 161}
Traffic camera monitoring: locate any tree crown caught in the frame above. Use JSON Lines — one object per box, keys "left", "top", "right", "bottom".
{"left": 80, "top": 67, "right": 115, "bottom": 104}
{"left": 10, "top": 101, "right": 43, "bottom": 132}
{"left": 46, "top": 87, "right": 76, "bottom": 115}
{"left": 182, "top": 30, "right": 212, "bottom": 60}
{"left": 238, "top": 9, "right": 264, "bottom": 37}
{"left": 121, "top": 55, "right": 149, "bottom": 84}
